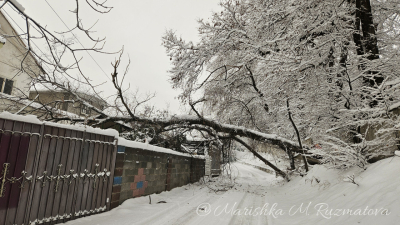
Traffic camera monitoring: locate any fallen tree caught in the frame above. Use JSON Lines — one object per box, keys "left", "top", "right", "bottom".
{"left": 35, "top": 55, "right": 317, "bottom": 179}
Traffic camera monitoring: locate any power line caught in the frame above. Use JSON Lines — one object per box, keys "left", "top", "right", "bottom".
{"left": 1, "top": 8, "right": 54, "bottom": 73}
{"left": 44, "top": 0, "right": 112, "bottom": 82}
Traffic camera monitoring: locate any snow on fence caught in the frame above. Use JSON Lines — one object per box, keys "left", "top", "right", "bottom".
{"left": 0, "top": 112, "right": 205, "bottom": 224}
{"left": 110, "top": 138, "right": 205, "bottom": 209}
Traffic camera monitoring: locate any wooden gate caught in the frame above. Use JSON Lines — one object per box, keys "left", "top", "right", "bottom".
{"left": 0, "top": 118, "right": 117, "bottom": 225}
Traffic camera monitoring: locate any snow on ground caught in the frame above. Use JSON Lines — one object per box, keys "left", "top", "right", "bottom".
{"left": 266, "top": 156, "right": 400, "bottom": 225}
{"left": 59, "top": 154, "right": 400, "bottom": 225}
{"left": 60, "top": 163, "right": 280, "bottom": 225}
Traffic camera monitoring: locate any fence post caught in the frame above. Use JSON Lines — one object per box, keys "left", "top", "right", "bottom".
{"left": 106, "top": 138, "right": 118, "bottom": 211}
{"left": 23, "top": 123, "right": 45, "bottom": 224}
{"left": 70, "top": 129, "right": 87, "bottom": 219}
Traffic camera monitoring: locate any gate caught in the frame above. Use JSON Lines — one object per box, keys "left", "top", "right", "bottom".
{"left": 0, "top": 118, "right": 117, "bottom": 225}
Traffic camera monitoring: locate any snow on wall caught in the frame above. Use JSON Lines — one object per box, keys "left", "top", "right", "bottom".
{"left": 118, "top": 137, "right": 204, "bottom": 159}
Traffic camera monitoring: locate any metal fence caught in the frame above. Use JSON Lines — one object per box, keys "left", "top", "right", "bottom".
{"left": 0, "top": 118, "right": 117, "bottom": 225}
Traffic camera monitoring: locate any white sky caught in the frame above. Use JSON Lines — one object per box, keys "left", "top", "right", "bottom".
{"left": 2, "top": 0, "right": 220, "bottom": 113}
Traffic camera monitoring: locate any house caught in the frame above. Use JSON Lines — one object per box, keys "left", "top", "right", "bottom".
{"left": 0, "top": 10, "right": 102, "bottom": 123}
{"left": 0, "top": 10, "right": 106, "bottom": 120}
{"left": 1, "top": 9, "right": 131, "bottom": 132}
{"left": 0, "top": 10, "right": 42, "bottom": 107}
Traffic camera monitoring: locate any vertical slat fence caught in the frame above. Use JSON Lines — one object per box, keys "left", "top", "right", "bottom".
{"left": 0, "top": 117, "right": 117, "bottom": 225}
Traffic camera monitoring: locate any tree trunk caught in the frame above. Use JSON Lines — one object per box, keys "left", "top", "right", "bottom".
{"left": 350, "top": 0, "right": 382, "bottom": 88}
{"left": 232, "top": 136, "right": 288, "bottom": 180}
{"left": 286, "top": 147, "right": 295, "bottom": 170}
{"left": 287, "top": 99, "right": 309, "bottom": 172}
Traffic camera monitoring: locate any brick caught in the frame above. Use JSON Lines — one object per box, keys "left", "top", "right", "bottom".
{"left": 134, "top": 175, "right": 140, "bottom": 182}
{"left": 116, "top": 153, "right": 125, "bottom": 162}
{"left": 115, "top": 161, "right": 124, "bottom": 168}
{"left": 111, "top": 192, "right": 120, "bottom": 202}
{"left": 112, "top": 185, "right": 121, "bottom": 193}
{"left": 138, "top": 168, "right": 144, "bottom": 175}
{"left": 113, "top": 177, "right": 122, "bottom": 185}
{"left": 136, "top": 181, "right": 144, "bottom": 189}
{"left": 117, "top": 145, "right": 126, "bottom": 153}
{"left": 114, "top": 168, "right": 123, "bottom": 177}
{"left": 110, "top": 201, "right": 120, "bottom": 209}
{"left": 147, "top": 174, "right": 154, "bottom": 181}
{"left": 120, "top": 190, "right": 131, "bottom": 200}
{"left": 123, "top": 163, "right": 133, "bottom": 170}
{"left": 130, "top": 182, "right": 137, "bottom": 190}
{"left": 124, "top": 154, "right": 134, "bottom": 161}
{"left": 133, "top": 189, "right": 139, "bottom": 197}
{"left": 121, "top": 183, "right": 131, "bottom": 192}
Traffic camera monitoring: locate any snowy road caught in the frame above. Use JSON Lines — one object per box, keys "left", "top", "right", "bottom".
{"left": 60, "top": 157, "right": 400, "bottom": 225}
{"left": 62, "top": 163, "right": 276, "bottom": 225}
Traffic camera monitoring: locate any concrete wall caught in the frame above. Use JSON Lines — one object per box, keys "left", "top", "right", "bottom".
{"left": 110, "top": 145, "right": 205, "bottom": 209}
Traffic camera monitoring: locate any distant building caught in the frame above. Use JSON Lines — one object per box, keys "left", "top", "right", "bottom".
{"left": 28, "top": 89, "right": 107, "bottom": 117}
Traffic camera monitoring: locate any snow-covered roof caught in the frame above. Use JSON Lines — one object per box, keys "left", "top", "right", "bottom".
{"left": 30, "top": 83, "right": 108, "bottom": 107}
{"left": 0, "top": 92, "right": 83, "bottom": 119}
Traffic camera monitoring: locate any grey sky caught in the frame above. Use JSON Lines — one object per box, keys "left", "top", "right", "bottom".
{"left": 4, "top": 0, "right": 220, "bottom": 113}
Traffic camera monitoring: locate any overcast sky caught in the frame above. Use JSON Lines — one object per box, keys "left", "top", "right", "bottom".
{"left": 3, "top": 0, "right": 220, "bottom": 113}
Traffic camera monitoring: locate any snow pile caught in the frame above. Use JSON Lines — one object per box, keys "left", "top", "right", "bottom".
{"left": 0, "top": 35, "right": 6, "bottom": 44}
{"left": 0, "top": 111, "right": 42, "bottom": 124}
{"left": 118, "top": 137, "right": 204, "bottom": 159}
{"left": 267, "top": 157, "right": 400, "bottom": 224}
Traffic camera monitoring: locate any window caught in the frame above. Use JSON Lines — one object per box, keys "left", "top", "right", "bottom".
{"left": 0, "top": 77, "right": 13, "bottom": 95}
{"left": 62, "top": 94, "right": 69, "bottom": 111}
{"left": 81, "top": 104, "right": 91, "bottom": 115}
